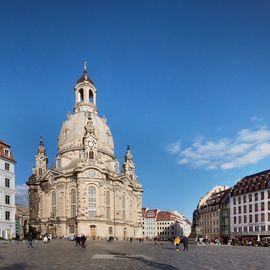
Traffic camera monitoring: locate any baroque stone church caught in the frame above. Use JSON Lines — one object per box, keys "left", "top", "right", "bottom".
{"left": 27, "top": 64, "right": 143, "bottom": 239}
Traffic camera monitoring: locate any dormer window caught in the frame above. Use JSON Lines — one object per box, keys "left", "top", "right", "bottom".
{"left": 4, "top": 149, "right": 9, "bottom": 157}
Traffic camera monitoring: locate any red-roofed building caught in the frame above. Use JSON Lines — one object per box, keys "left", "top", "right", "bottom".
{"left": 156, "top": 211, "right": 191, "bottom": 240}
{"left": 230, "top": 169, "right": 270, "bottom": 239}
{"left": 142, "top": 208, "right": 191, "bottom": 240}
{"left": 0, "top": 140, "right": 16, "bottom": 239}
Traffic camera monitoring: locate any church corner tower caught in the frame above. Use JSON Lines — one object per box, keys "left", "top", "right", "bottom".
{"left": 27, "top": 63, "right": 143, "bottom": 239}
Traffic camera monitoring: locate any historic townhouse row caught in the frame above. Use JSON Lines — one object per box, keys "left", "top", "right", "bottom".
{"left": 191, "top": 169, "right": 270, "bottom": 242}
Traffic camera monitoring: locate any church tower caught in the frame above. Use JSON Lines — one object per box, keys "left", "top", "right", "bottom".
{"left": 122, "top": 145, "right": 136, "bottom": 181}
{"left": 34, "top": 136, "right": 48, "bottom": 177}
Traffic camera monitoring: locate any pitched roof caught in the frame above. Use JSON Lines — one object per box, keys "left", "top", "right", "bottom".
{"left": 0, "top": 140, "right": 16, "bottom": 163}
{"left": 231, "top": 169, "right": 270, "bottom": 196}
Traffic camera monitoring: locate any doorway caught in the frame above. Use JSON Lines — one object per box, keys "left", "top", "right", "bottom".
{"left": 90, "top": 225, "right": 96, "bottom": 239}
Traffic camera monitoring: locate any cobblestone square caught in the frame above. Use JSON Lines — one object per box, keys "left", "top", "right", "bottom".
{"left": 1, "top": 240, "right": 270, "bottom": 270}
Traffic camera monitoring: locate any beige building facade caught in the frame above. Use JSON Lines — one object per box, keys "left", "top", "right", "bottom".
{"left": 196, "top": 186, "right": 230, "bottom": 242}
{"left": 27, "top": 64, "right": 143, "bottom": 239}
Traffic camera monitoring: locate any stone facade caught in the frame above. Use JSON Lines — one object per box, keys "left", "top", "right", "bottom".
{"left": 15, "top": 203, "right": 29, "bottom": 239}
{"left": 27, "top": 64, "right": 143, "bottom": 239}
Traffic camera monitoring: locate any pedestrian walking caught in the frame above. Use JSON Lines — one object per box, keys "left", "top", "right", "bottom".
{"left": 182, "top": 236, "right": 189, "bottom": 251}
{"left": 81, "top": 234, "right": 86, "bottom": 248}
{"left": 27, "top": 233, "right": 33, "bottom": 248}
{"left": 75, "top": 235, "right": 81, "bottom": 247}
{"left": 174, "top": 236, "right": 181, "bottom": 251}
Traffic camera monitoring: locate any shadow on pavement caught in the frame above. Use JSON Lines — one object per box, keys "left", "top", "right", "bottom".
{"left": 106, "top": 250, "right": 179, "bottom": 270}
{"left": 0, "top": 263, "right": 28, "bottom": 270}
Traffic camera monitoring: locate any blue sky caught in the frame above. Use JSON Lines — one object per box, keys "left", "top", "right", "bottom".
{"left": 1, "top": 0, "right": 270, "bottom": 219}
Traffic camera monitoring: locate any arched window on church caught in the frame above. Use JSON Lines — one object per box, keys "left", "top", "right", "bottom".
{"left": 70, "top": 189, "right": 76, "bottom": 218}
{"left": 122, "top": 194, "right": 126, "bottom": 221}
{"left": 38, "top": 168, "right": 42, "bottom": 176}
{"left": 106, "top": 191, "right": 110, "bottom": 220}
{"left": 79, "top": 89, "right": 84, "bottom": 102}
{"left": 88, "top": 187, "right": 96, "bottom": 217}
{"left": 51, "top": 191, "right": 56, "bottom": 218}
{"left": 89, "top": 151, "right": 94, "bottom": 160}
{"left": 89, "top": 90, "right": 93, "bottom": 103}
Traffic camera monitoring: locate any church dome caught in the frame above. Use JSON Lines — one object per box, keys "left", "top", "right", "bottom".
{"left": 58, "top": 111, "right": 114, "bottom": 158}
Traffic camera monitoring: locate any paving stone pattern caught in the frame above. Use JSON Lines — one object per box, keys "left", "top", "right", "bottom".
{"left": 0, "top": 240, "right": 270, "bottom": 270}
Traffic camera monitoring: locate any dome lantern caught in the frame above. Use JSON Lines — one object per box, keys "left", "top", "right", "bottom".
{"left": 74, "top": 62, "right": 97, "bottom": 114}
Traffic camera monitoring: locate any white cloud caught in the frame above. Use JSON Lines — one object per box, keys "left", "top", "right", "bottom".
{"left": 167, "top": 127, "right": 270, "bottom": 170}
{"left": 166, "top": 141, "right": 181, "bottom": 154}
{"left": 238, "top": 129, "right": 270, "bottom": 143}
{"left": 16, "top": 184, "right": 29, "bottom": 206}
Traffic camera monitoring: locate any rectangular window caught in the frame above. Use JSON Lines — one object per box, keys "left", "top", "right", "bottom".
{"left": 233, "top": 197, "right": 236, "bottom": 205}
{"left": 249, "top": 204, "right": 252, "bottom": 213}
{"left": 244, "top": 215, "right": 247, "bottom": 223}
{"left": 261, "top": 202, "right": 265, "bottom": 211}
{"left": 268, "top": 190, "right": 270, "bottom": 199}
{"left": 255, "top": 214, "right": 258, "bottom": 222}
{"left": 268, "top": 201, "right": 270, "bottom": 211}
{"left": 234, "top": 216, "right": 236, "bottom": 224}
{"left": 244, "top": 205, "right": 247, "bottom": 213}
{"left": 261, "top": 191, "right": 264, "bottom": 200}
{"left": 249, "top": 194, "right": 252, "bottom": 202}
{"left": 261, "top": 213, "right": 265, "bottom": 222}
{"left": 243, "top": 195, "right": 246, "bottom": 203}
{"left": 261, "top": 225, "right": 265, "bottom": 231}
{"left": 5, "top": 163, "right": 10, "bottom": 171}
{"left": 4, "top": 149, "right": 9, "bottom": 157}
{"left": 234, "top": 207, "right": 236, "bottom": 215}
{"left": 238, "top": 196, "right": 241, "bottom": 204}
{"left": 249, "top": 214, "right": 252, "bottom": 223}
{"left": 255, "top": 203, "right": 258, "bottom": 212}
{"left": 254, "top": 193, "right": 258, "bottom": 201}
{"left": 5, "top": 211, "right": 10, "bottom": 220}
{"left": 5, "top": 178, "right": 10, "bottom": 188}
{"left": 5, "top": 195, "right": 10, "bottom": 205}
{"left": 238, "top": 216, "right": 242, "bottom": 223}
{"left": 255, "top": 225, "right": 259, "bottom": 231}
{"left": 244, "top": 226, "right": 247, "bottom": 232}
{"left": 238, "top": 206, "right": 241, "bottom": 214}
{"left": 268, "top": 213, "right": 270, "bottom": 221}
{"left": 249, "top": 226, "right": 253, "bottom": 232}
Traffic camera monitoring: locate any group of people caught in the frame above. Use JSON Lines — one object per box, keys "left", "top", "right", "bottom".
{"left": 75, "top": 234, "right": 87, "bottom": 248}
{"left": 43, "top": 233, "right": 52, "bottom": 243}
{"left": 231, "top": 237, "right": 269, "bottom": 247}
{"left": 174, "top": 236, "right": 189, "bottom": 251}
{"left": 197, "top": 237, "right": 220, "bottom": 245}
